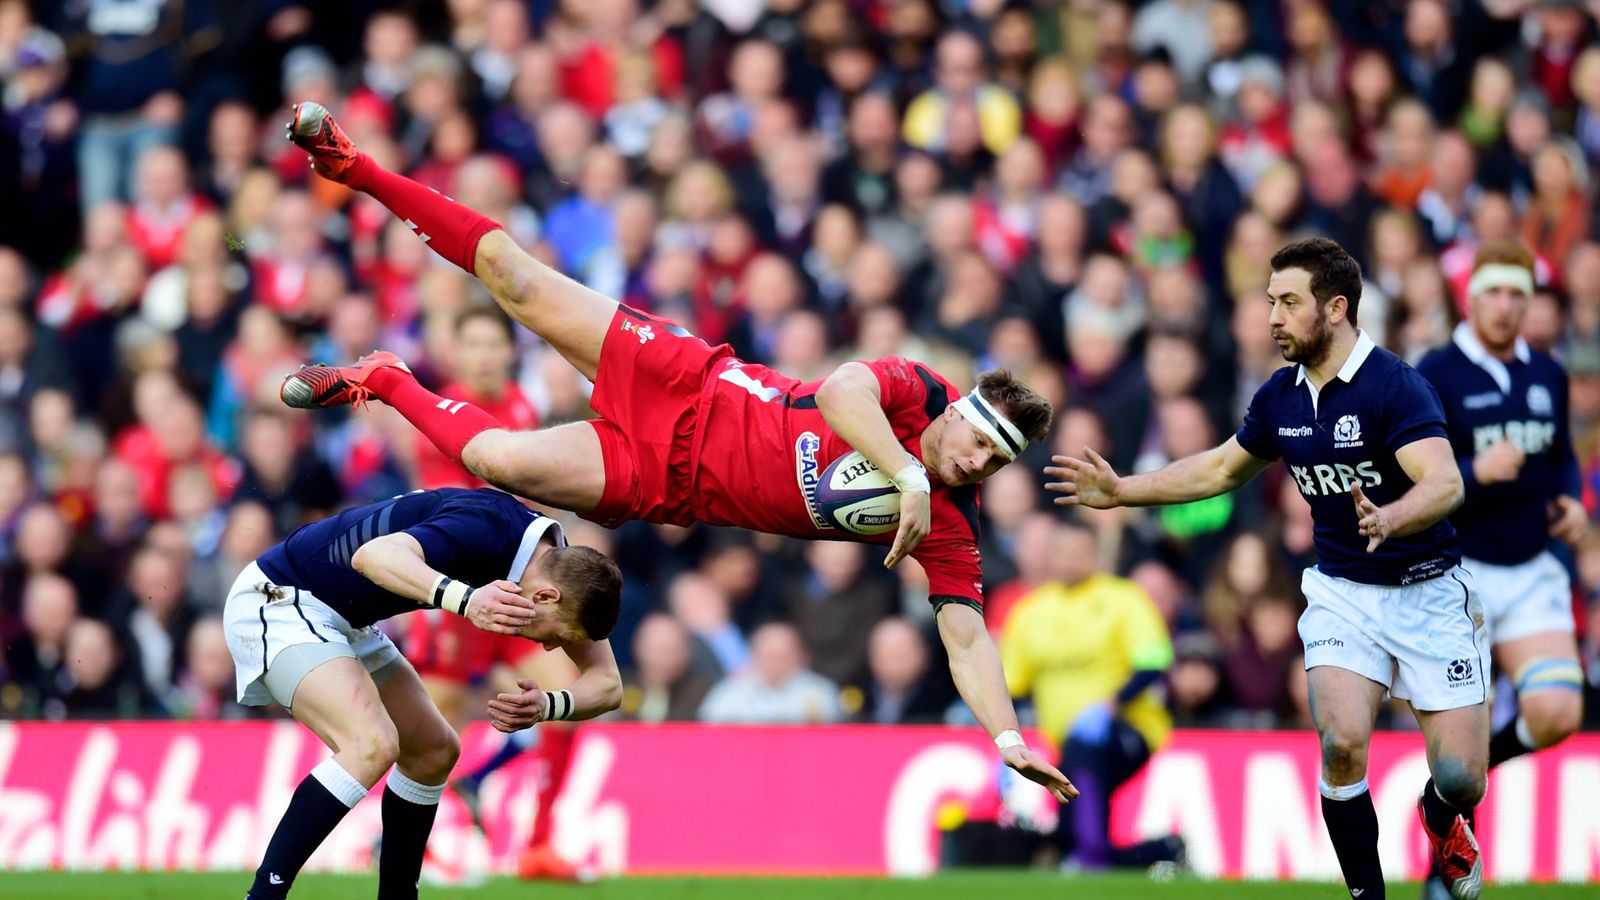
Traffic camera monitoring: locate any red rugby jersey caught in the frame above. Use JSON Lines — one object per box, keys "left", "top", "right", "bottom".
{"left": 691, "top": 356, "right": 985, "bottom": 610}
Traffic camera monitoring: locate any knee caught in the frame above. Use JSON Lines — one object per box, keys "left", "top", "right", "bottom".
{"left": 344, "top": 721, "right": 401, "bottom": 783}
{"left": 1318, "top": 728, "right": 1369, "bottom": 783}
{"left": 461, "top": 429, "right": 516, "bottom": 483}
{"left": 402, "top": 728, "right": 462, "bottom": 785}
{"left": 1521, "top": 691, "right": 1584, "bottom": 748}
{"left": 1431, "top": 755, "right": 1486, "bottom": 809}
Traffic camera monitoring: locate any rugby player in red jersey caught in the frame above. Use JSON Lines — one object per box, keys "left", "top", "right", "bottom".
{"left": 279, "top": 101, "right": 1076, "bottom": 803}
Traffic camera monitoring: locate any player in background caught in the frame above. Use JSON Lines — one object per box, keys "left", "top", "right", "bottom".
{"left": 403, "top": 303, "right": 585, "bottom": 879}
{"left": 277, "top": 101, "right": 1075, "bottom": 804}
{"left": 1047, "top": 238, "right": 1488, "bottom": 900}
{"left": 222, "top": 487, "right": 622, "bottom": 899}
{"left": 1415, "top": 241, "right": 1586, "bottom": 899}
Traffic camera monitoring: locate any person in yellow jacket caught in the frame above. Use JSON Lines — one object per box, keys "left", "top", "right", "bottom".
{"left": 1001, "top": 517, "right": 1184, "bottom": 871}
{"left": 901, "top": 31, "right": 1022, "bottom": 156}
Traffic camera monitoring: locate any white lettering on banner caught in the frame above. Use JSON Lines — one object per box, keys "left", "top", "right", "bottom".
{"left": 884, "top": 744, "right": 995, "bottom": 876}
{"left": 1374, "top": 752, "right": 1433, "bottom": 878}
{"left": 145, "top": 736, "right": 204, "bottom": 870}
{"left": 0, "top": 725, "right": 55, "bottom": 868}
{"left": 553, "top": 735, "right": 629, "bottom": 875}
{"left": 1242, "top": 754, "right": 1339, "bottom": 880}
{"left": 1558, "top": 757, "right": 1600, "bottom": 881}
{"left": 61, "top": 728, "right": 116, "bottom": 868}
{"left": 1131, "top": 751, "right": 1224, "bottom": 877}
{"left": 1493, "top": 759, "right": 1534, "bottom": 883}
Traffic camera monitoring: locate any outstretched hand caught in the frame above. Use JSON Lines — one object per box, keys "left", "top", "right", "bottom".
{"left": 1043, "top": 448, "right": 1122, "bottom": 508}
{"left": 885, "top": 489, "right": 931, "bottom": 569}
{"left": 1001, "top": 744, "right": 1079, "bottom": 804}
{"left": 1351, "top": 483, "right": 1390, "bottom": 553}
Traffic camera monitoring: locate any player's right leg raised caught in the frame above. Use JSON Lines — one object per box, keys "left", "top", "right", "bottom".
{"left": 290, "top": 101, "right": 614, "bottom": 380}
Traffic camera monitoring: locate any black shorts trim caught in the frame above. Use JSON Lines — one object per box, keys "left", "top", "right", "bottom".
{"left": 930, "top": 594, "right": 984, "bottom": 615}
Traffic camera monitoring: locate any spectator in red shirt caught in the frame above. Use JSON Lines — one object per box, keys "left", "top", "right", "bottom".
{"left": 126, "top": 145, "right": 210, "bottom": 272}
{"left": 557, "top": 0, "right": 684, "bottom": 121}
{"left": 414, "top": 306, "right": 538, "bottom": 490}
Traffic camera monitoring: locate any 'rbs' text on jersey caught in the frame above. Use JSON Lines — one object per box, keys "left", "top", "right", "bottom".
{"left": 1416, "top": 328, "right": 1580, "bottom": 566}
{"left": 1236, "top": 334, "right": 1459, "bottom": 586}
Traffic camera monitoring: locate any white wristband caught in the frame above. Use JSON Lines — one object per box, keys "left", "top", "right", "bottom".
{"left": 891, "top": 461, "right": 931, "bottom": 494}
{"left": 543, "top": 689, "right": 576, "bottom": 721}
{"left": 995, "top": 729, "right": 1025, "bottom": 751}
{"left": 428, "top": 575, "right": 473, "bottom": 616}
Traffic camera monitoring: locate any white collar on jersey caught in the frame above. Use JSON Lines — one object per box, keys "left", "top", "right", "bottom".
{"left": 1295, "top": 329, "right": 1377, "bottom": 387}
{"left": 508, "top": 515, "right": 566, "bottom": 583}
{"left": 1452, "top": 321, "right": 1529, "bottom": 395}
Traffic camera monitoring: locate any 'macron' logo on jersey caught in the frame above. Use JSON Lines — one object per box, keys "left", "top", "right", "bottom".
{"left": 1290, "top": 461, "right": 1384, "bottom": 497}
{"left": 794, "top": 432, "right": 831, "bottom": 531}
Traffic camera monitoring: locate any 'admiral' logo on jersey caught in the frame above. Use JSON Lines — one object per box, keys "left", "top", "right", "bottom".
{"left": 1332, "top": 414, "right": 1362, "bottom": 447}
{"left": 794, "top": 432, "right": 832, "bottom": 531}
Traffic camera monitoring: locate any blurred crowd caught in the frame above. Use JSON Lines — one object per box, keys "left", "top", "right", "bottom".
{"left": 2, "top": 0, "right": 1600, "bottom": 738}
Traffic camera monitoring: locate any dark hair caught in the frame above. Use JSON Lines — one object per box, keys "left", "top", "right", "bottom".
{"left": 455, "top": 304, "right": 516, "bottom": 343}
{"left": 542, "top": 545, "right": 623, "bottom": 641}
{"left": 976, "top": 369, "right": 1053, "bottom": 444}
{"left": 1269, "top": 237, "right": 1364, "bottom": 325}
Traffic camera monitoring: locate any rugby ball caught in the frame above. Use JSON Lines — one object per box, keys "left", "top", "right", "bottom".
{"left": 816, "top": 450, "right": 902, "bottom": 535}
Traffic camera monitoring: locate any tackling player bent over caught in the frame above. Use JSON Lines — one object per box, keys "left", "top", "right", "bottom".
{"left": 222, "top": 487, "right": 622, "bottom": 898}
{"left": 278, "top": 101, "right": 1076, "bottom": 804}
{"left": 1047, "top": 239, "right": 1488, "bottom": 900}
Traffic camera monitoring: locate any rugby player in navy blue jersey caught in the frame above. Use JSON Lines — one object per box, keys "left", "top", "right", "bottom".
{"left": 1047, "top": 238, "right": 1488, "bottom": 899}
{"left": 221, "top": 488, "right": 622, "bottom": 899}
{"left": 1415, "top": 242, "right": 1585, "bottom": 899}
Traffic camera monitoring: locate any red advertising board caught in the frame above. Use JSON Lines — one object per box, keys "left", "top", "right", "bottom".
{"left": 0, "top": 722, "right": 1595, "bottom": 882}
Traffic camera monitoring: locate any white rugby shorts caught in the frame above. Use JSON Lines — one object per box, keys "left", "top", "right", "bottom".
{"left": 1299, "top": 565, "right": 1491, "bottom": 711}
{"left": 223, "top": 560, "right": 403, "bottom": 707}
{"left": 1461, "top": 551, "right": 1575, "bottom": 644}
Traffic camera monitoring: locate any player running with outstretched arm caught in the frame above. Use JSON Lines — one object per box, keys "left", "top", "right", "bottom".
{"left": 1047, "top": 238, "right": 1488, "bottom": 900}
{"left": 1415, "top": 241, "right": 1586, "bottom": 899}
{"left": 222, "top": 487, "right": 622, "bottom": 899}
{"left": 277, "top": 101, "right": 1075, "bottom": 804}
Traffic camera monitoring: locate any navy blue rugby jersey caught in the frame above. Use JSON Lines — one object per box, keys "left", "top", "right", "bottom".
{"left": 1416, "top": 324, "right": 1580, "bottom": 566}
{"left": 1235, "top": 331, "right": 1460, "bottom": 585}
{"left": 256, "top": 488, "right": 564, "bottom": 628}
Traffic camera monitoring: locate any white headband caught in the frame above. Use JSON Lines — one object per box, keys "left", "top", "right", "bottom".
{"left": 953, "top": 390, "right": 1028, "bottom": 461}
{"left": 1468, "top": 263, "right": 1534, "bottom": 299}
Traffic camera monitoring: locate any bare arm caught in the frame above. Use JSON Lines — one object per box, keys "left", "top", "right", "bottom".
{"left": 1352, "top": 437, "right": 1464, "bottom": 552}
{"left": 815, "top": 362, "right": 921, "bottom": 476}
{"left": 936, "top": 604, "right": 1078, "bottom": 803}
{"left": 486, "top": 638, "right": 623, "bottom": 731}
{"left": 351, "top": 533, "right": 534, "bottom": 635}
{"left": 815, "top": 361, "right": 930, "bottom": 568}
{"left": 1045, "top": 437, "right": 1272, "bottom": 509}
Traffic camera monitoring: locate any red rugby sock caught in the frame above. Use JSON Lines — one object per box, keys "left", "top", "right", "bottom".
{"left": 345, "top": 153, "right": 501, "bottom": 275}
{"left": 366, "top": 368, "right": 502, "bottom": 463}
{"left": 528, "top": 726, "right": 576, "bottom": 847}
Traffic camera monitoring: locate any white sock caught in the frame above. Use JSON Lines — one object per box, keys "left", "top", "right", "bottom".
{"left": 1319, "top": 777, "right": 1369, "bottom": 801}
{"left": 310, "top": 758, "right": 371, "bottom": 809}
{"left": 386, "top": 769, "right": 446, "bottom": 806}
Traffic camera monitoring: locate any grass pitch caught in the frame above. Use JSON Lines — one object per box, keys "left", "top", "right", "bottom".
{"left": 0, "top": 871, "right": 1592, "bottom": 898}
